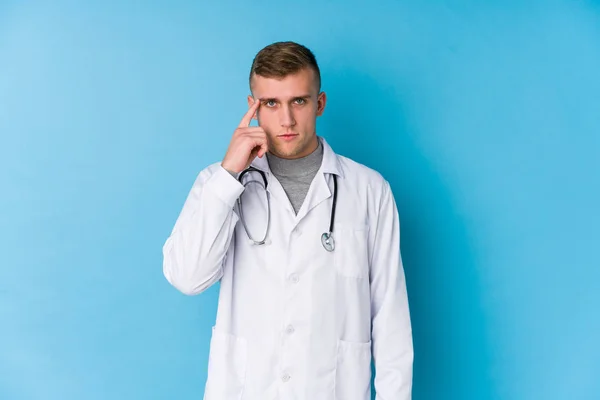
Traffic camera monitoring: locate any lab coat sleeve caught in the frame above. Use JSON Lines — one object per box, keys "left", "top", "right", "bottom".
{"left": 162, "top": 164, "right": 244, "bottom": 295}
{"left": 370, "top": 180, "right": 414, "bottom": 399}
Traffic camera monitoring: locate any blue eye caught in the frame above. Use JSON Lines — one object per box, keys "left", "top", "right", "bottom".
{"left": 265, "top": 100, "right": 276, "bottom": 107}
{"left": 295, "top": 98, "right": 306, "bottom": 105}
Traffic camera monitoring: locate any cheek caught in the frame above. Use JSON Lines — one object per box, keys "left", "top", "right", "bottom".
{"left": 257, "top": 113, "right": 277, "bottom": 136}
{"left": 298, "top": 108, "right": 317, "bottom": 126}
{"left": 257, "top": 110, "right": 275, "bottom": 126}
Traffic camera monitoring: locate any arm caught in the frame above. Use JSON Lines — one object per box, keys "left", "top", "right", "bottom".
{"left": 163, "top": 98, "right": 267, "bottom": 295}
{"left": 162, "top": 164, "right": 245, "bottom": 295}
{"left": 370, "top": 180, "right": 414, "bottom": 399}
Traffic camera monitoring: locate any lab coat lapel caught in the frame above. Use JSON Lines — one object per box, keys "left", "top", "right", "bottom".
{"left": 294, "top": 171, "right": 332, "bottom": 223}
{"left": 248, "top": 136, "right": 344, "bottom": 223}
{"left": 294, "top": 137, "right": 344, "bottom": 224}
{"left": 249, "top": 153, "right": 296, "bottom": 215}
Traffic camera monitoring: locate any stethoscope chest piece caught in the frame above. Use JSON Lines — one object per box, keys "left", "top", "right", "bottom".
{"left": 321, "top": 232, "right": 335, "bottom": 252}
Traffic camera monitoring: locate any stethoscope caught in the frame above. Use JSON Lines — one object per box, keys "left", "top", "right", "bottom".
{"left": 237, "top": 166, "right": 338, "bottom": 252}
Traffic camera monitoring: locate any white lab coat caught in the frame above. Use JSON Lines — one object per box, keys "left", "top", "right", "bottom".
{"left": 163, "top": 136, "right": 413, "bottom": 400}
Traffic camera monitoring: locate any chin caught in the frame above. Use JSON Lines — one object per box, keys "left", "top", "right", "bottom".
{"left": 271, "top": 149, "right": 297, "bottom": 159}
{"left": 270, "top": 144, "right": 299, "bottom": 159}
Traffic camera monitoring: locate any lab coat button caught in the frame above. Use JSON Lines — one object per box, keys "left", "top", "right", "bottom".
{"left": 281, "top": 372, "right": 291, "bottom": 382}
{"left": 289, "top": 274, "right": 299, "bottom": 283}
{"left": 285, "top": 325, "right": 295, "bottom": 334}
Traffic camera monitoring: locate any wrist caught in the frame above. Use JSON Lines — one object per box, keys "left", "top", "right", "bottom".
{"left": 221, "top": 162, "right": 240, "bottom": 177}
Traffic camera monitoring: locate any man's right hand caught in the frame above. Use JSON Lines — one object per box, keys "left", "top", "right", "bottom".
{"left": 221, "top": 99, "right": 268, "bottom": 174}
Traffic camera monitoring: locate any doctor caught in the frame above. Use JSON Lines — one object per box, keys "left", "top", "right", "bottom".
{"left": 163, "top": 41, "right": 413, "bottom": 399}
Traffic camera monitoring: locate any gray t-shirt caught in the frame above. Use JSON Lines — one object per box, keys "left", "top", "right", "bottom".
{"left": 266, "top": 139, "right": 324, "bottom": 214}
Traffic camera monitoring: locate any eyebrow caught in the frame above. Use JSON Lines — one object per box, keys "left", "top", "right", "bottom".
{"left": 258, "top": 95, "right": 311, "bottom": 102}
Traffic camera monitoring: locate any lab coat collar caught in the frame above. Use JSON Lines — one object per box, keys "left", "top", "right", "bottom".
{"left": 249, "top": 136, "right": 344, "bottom": 178}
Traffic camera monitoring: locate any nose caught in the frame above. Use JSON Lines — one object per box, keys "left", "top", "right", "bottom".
{"left": 279, "top": 105, "right": 296, "bottom": 128}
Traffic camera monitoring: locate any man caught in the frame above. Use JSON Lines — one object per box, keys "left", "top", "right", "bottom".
{"left": 162, "top": 41, "right": 413, "bottom": 399}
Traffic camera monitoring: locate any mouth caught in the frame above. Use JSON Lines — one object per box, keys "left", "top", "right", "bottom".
{"left": 278, "top": 133, "right": 299, "bottom": 141}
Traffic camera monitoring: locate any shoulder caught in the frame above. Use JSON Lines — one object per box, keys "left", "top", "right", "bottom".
{"left": 337, "top": 155, "right": 390, "bottom": 194}
{"left": 335, "top": 155, "right": 395, "bottom": 223}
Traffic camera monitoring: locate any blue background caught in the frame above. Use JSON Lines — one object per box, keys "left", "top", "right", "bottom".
{"left": 1, "top": 1, "right": 599, "bottom": 399}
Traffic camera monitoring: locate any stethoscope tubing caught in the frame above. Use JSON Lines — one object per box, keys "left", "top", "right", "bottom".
{"left": 237, "top": 166, "right": 337, "bottom": 251}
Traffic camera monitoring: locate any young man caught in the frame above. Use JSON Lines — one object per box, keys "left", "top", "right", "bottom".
{"left": 163, "top": 41, "right": 413, "bottom": 399}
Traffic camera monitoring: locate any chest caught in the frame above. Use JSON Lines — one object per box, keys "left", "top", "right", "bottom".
{"left": 233, "top": 174, "right": 372, "bottom": 280}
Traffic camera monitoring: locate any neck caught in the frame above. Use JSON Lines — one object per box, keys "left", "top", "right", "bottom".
{"left": 267, "top": 138, "right": 323, "bottom": 177}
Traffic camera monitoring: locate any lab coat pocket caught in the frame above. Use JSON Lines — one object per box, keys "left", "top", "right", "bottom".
{"left": 333, "top": 224, "right": 369, "bottom": 279}
{"left": 203, "top": 327, "right": 247, "bottom": 400}
{"left": 335, "top": 339, "right": 372, "bottom": 400}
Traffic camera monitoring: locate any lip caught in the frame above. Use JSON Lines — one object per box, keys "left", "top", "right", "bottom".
{"left": 278, "top": 133, "right": 299, "bottom": 141}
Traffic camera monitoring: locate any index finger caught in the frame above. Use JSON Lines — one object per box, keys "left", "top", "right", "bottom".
{"left": 238, "top": 98, "right": 261, "bottom": 128}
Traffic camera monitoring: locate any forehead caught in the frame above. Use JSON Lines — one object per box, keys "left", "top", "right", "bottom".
{"left": 251, "top": 68, "right": 318, "bottom": 98}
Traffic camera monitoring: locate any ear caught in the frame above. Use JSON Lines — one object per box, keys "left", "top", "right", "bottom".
{"left": 316, "top": 91, "right": 327, "bottom": 116}
{"left": 247, "top": 95, "right": 258, "bottom": 119}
